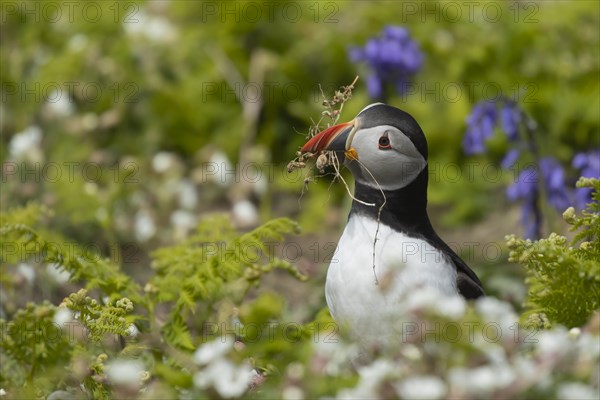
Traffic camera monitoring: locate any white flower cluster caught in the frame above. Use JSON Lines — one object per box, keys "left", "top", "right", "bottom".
{"left": 305, "top": 292, "right": 599, "bottom": 400}
{"left": 9, "top": 126, "right": 43, "bottom": 162}
{"left": 193, "top": 336, "right": 254, "bottom": 398}
{"left": 105, "top": 359, "right": 147, "bottom": 387}
{"left": 123, "top": 9, "right": 177, "bottom": 42}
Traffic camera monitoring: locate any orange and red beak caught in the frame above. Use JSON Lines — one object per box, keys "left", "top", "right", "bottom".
{"left": 301, "top": 120, "right": 356, "bottom": 154}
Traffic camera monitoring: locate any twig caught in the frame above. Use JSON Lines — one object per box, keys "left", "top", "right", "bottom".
{"left": 330, "top": 152, "right": 375, "bottom": 207}
{"left": 353, "top": 157, "right": 387, "bottom": 285}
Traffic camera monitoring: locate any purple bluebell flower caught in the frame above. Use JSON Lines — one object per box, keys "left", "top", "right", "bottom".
{"left": 507, "top": 168, "right": 538, "bottom": 201}
{"left": 501, "top": 149, "right": 520, "bottom": 169}
{"left": 382, "top": 26, "right": 410, "bottom": 41}
{"left": 539, "top": 157, "right": 571, "bottom": 212}
{"left": 366, "top": 74, "right": 383, "bottom": 100}
{"left": 575, "top": 187, "right": 592, "bottom": 211}
{"left": 348, "top": 46, "right": 364, "bottom": 63}
{"left": 500, "top": 101, "right": 521, "bottom": 141}
{"left": 521, "top": 201, "right": 541, "bottom": 240}
{"left": 462, "top": 101, "right": 497, "bottom": 155}
{"left": 572, "top": 149, "right": 600, "bottom": 209}
{"left": 349, "top": 25, "right": 423, "bottom": 99}
{"left": 507, "top": 167, "right": 540, "bottom": 239}
{"left": 463, "top": 99, "right": 524, "bottom": 157}
{"left": 573, "top": 149, "right": 600, "bottom": 178}
{"left": 506, "top": 158, "right": 571, "bottom": 239}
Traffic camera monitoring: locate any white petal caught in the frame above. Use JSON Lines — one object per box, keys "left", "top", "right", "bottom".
{"left": 395, "top": 375, "right": 447, "bottom": 400}
{"left": 193, "top": 337, "right": 234, "bottom": 365}
{"left": 53, "top": 308, "right": 74, "bottom": 326}
{"left": 106, "top": 360, "right": 145, "bottom": 385}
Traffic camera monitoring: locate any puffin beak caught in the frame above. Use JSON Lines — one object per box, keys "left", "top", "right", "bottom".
{"left": 301, "top": 120, "right": 357, "bottom": 153}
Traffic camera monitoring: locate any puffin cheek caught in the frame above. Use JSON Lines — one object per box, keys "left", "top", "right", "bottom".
{"left": 408, "top": 155, "right": 427, "bottom": 174}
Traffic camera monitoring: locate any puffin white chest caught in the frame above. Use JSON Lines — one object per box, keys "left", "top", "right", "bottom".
{"left": 325, "top": 214, "right": 458, "bottom": 343}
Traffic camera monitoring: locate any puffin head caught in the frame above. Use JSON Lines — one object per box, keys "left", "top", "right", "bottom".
{"left": 301, "top": 103, "right": 428, "bottom": 191}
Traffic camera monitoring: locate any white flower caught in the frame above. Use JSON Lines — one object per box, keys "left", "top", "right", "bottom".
{"left": 576, "top": 332, "right": 600, "bottom": 359}
{"left": 286, "top": 362, "right": 305, "bottom": 380}
{"left": 475, "top": 296, "right": 518, "bottom": 331}
{"left": 568, "top": 327, "right": 581, "bottom": 339}
{"left": 313, "top": 339, "right": 359, "bottom": 376}
{"left": 513, "top": 356, "right": 539, "bottom": 382}
{"left": 170, "top": 209, "right": 197, "bottom": 241}
{"left": 178, "top": 179, "right": 198, "bottom": 210}
{"left": 252, "top": 171, "right": 268, "bottom": 196}
{"left": 282, "top": 385, "right": 304, "bottom": 400}
{"left": 152, "top": 152, "right": 176, "bottom": 173}
{"left": 449, "top": 364, "right": 515, "bottom": 395}
{"left": 106, "top": 359, "right": 145, "bottom": 385}
{"left": 47, "top": 263, "right": 70, "bottom": 284}
{"left": 126, "top": 324, "right": 140, "bottom": 338}
{"left": 124, "top": 10, "right": 176, "bottom": 42}
{"left": 193, "top": 358, "right": 252, "bottom": 398}
{"left": 170, "top": 209, "right": 197, "bottom": 229}
{"left": 193, "top": 336, "right": 234, "bottom": 365}
{"left": 536, "top": 328, "right": 571, "bottom": 358}
{"left": 489, "top": 363, "right": 516, "bottom": 388}
{"left": 557, "top": 383, "right": 598, "bottom": 400}
{"left": 436, "top": 295, "right": 466, "bottom": 319}
{"left": 134, "top": 210, "right": 156, "bottom": 242}
{"left": 68, "top": 34, "right": 88, "bottom": 52}
{"left": 53, "top": 308, "right": 74, "bottom": 327}
{"left": 395, "top": 375, "right": 447, "bottom": 400}
{"left": 17, "top": 263, "right": 36, "bottom": 284}
{"left": 475, "top": 296, "right": 513, "bottom": 318}
{"left": 447, "top": 367, "right": 470, "bottom": 390}
{"left": 339, "top": 359, "right": 399, "bottom": 399}
{"left": 0, "top": 388, "right": 6, "bottom": 396}
{"left": 46, "top": 90, "right": 74, "bottom": 117}
{"left": 9, "top": 126, "right": 42, "bottom": 161}
{"left": 232, "top": 200, "right": 258, "bottom": 227}
{"left": 485, "top": 345, "right": 508, "bottom": 365}
{"left": 208, "top": 151, "right": 234, "bottom": 187}
{"left": 400, "top": 344, "right": 422, "bottom": 361}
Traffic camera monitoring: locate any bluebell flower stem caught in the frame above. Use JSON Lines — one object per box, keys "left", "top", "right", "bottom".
{"left": 522, "top": 111, "right": 543, "bottom": 239}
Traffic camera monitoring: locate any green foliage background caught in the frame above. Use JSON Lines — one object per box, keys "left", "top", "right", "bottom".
{"left": 1, "top": 1, "right": 599, "bottom": 398}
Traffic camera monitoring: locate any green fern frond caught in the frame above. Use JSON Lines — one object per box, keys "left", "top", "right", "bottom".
{"left": 0, "top": 206, "right": 143, "bottom": 302}
{"left": 508, "top": 178, "right": 600, "bottom": 329}
{"left": 0, "top": 302, "right": 73, "bottom": 386}
{"left": 162, "top": 313, "right": 195, "bottom": 351}
{"left": 149, "top": 215, "right": 306, "bottom": 351}
{"left": 61, "top": 289, "right": 135, "bottom": 341}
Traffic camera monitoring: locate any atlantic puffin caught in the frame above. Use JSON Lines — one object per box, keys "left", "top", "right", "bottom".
{"left": 301, "top": 103, "right": 484, "bottom": 345}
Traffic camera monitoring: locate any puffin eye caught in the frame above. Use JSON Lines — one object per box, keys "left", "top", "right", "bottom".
{"left": 378, "top": 133, "right": 392, "bottom": 149}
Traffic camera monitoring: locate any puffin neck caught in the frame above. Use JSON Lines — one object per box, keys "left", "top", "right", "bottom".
{"left": 349, "top": 168, "right": 432, "bottom": 234}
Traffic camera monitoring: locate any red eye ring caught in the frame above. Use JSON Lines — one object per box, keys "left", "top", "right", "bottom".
{"left": 378, "top": 135, "right": 392, "bottom": 149}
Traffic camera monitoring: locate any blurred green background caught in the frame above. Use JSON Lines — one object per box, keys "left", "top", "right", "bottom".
{"left": 2, "top": 0, "right": 599, "bottom": 309}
